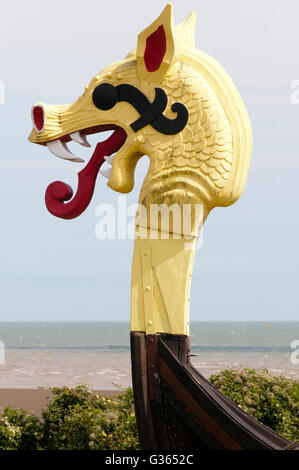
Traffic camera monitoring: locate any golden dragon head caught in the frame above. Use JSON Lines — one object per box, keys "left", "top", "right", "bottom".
{"left": 29, "top": 4, "right": 252, "bottom": 227}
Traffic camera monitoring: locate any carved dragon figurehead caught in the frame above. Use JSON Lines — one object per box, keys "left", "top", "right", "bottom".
{"left": 29, "top": 4, "right": 252, "bottom": 335}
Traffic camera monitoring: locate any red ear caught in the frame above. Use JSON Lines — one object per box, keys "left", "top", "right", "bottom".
{"left": 137, "top": 4, "right": 175, "bottom": 83}
{"left": 144, "top": 25, "right": 167, "bottom": 72}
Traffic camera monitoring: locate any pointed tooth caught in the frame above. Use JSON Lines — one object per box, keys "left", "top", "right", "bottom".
{"left": 47, "top": 140, "right": 84, "bottom": 163}
{"left": 104, "top": 155, "right": 114, "bottom": 164}
{"left": 70, "top": 131, "right": 91, "bottom": 148}
{"left": 100, "top": 167, "right": 112, "bottom": 179}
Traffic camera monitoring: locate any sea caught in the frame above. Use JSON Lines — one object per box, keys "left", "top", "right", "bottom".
{"left": 0, "top": 322, "right": 298, "bottom": 389}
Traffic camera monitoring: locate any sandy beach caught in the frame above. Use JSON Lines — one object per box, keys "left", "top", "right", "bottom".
{"left": 0, "top": 389, "right": 119, "bottom": 416}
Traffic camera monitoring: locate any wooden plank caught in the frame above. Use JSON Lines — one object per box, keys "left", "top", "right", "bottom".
{"left": 131, "top": 332, "right": 290, "bottom": 450}
{"left": 158, "top": 336, "right": 289, "bottom": 450}
{"left": 159, "top": 334, "right": 190, "bottom": 363}
{"left": 160, "top": 377, "right": 222, "bottom": 449}
{"left": 146, "top": 335, "right": 160, "bottom": 401}
{"left": 159, "top": 356, "right": 243, "bottom": 450}
{"left": 130, "top": 332, "right": 157, "bottom": 449}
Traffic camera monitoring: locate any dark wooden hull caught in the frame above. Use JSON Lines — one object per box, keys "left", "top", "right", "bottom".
{"left": 130, "top": 332, "right": 291, "bottom": 450}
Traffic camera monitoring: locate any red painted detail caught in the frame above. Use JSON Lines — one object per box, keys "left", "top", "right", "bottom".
{"left": 146, "top": 335, "right": 161, "bottom": 401}
{"left": 144, "top": 25, "right": 166, "bottom": 72}
{"left": 50, "top": 181, "right": 73, "bottom": 202}
{"left": 45, "top": 128, "right": 127, "bottom": 219}
{"left": 32, "top": 105, "right": 44, "bottom": 132}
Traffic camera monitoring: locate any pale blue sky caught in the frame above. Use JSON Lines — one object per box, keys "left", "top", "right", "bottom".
{"left": 0, "top": 0, "right": 298, "bottom": 321}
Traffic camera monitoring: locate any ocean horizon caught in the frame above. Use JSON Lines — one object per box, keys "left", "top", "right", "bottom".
{"left": 0, "top": 322, "right": 298, "bottom": 389}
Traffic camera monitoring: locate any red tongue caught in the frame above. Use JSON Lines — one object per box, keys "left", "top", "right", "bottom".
{"left": 45, "top": 128, "right": 127, "bottom": 219}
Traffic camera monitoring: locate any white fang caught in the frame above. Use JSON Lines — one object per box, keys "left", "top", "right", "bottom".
{"left": 100, "top": 167, "right": 112, "bottom": 179}
{"left": 70, "top": 131, "right": 91, "bottom": 147}
{"left": 47, "top": 140, "right": 84, "bottom": 163}
{"left": 104, "top": 155, "right": 114, "bottom": 164}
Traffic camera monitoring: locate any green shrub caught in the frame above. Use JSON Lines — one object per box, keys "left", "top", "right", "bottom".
{"left": 41, "top": 385, "right": 139, "bottom": 450}
{"left": 210, "top": 367, "right": 299, "bottom": 442}
{"left": 0, "top": 370, "right": 297, "bottom": 449}
{"left": 0, "top": 407, "right": 41, "bottom": 450}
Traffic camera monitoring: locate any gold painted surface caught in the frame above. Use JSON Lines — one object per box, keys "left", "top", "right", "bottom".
{"left": 29, "top": 4, "right": 252, "bottom": 211}
{"left": 131, "top": 232, "right": 197, "bottom": 335}
{"left": 29, "top": 4, "right": 252, "bottom": 335}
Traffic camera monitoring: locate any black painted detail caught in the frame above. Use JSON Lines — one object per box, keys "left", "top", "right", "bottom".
{"left": 129, "top": 88, "right": 168, "bottom": 132}
{"left": 116, "top": 84, "right": 149, "bottom": 116}
{"left": 151, "top": 102, "right": 189, "bottom": 135}
{"left": 92, "top": 83, "right": 118, "bottom": 111}
{"left": 92, "top": 83, "right": 189, "bottom": 135}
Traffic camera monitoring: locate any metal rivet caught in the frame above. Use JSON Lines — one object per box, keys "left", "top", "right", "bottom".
{"left": 148, "top": 320, "right": 153, "bottom": 326}
{"left": 146, "top": 285, "right": 151, "bottom": 291}
{"left": 144, "top": 251, "right": 148, "bottom": 256}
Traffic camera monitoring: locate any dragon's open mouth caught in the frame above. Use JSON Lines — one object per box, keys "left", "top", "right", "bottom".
{"left": 43, "top": 125, "right": 127, "bottom": 219}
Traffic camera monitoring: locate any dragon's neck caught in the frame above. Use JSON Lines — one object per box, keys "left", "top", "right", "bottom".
{"left": 130, "top": 230, "right": 198, "bottom": 336}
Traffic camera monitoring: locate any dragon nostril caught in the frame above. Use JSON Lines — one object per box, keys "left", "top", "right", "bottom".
{"left": 32, "top": 105, "right": 45, "bottom": 132}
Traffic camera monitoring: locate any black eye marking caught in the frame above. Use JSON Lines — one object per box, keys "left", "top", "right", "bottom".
{"left": 92, "top": 83, "right": 189, "bottom": 135}
{"left": 92, "top": 83, "right": 118, "bottom": 110}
